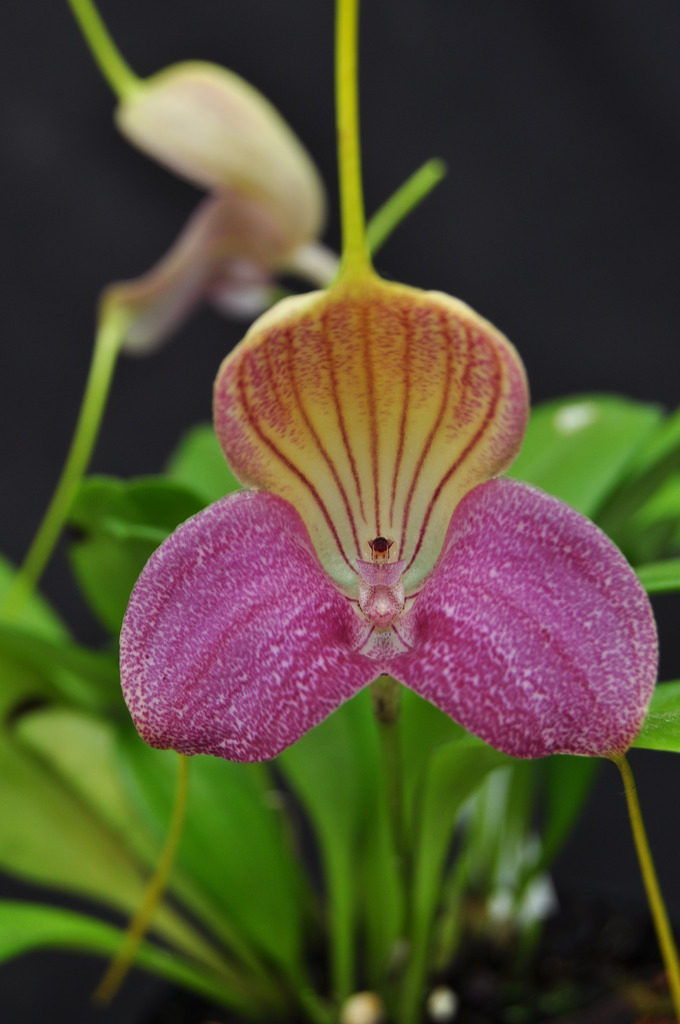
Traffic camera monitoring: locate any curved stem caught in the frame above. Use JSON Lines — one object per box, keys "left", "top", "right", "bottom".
{"left": 371, "top": 676, "right": 404, "bottom": 866}
{"left": 612, "top": 753, "right": 680, "bottom": 1021}
{"left": 367, "top": 158, "right": 447, "bottom": 257}
{"left": 94, "top": 754, "right": 190, "bottom": 1004}
{"left": 335, "top": 0, "right": 373, "bottom": 281}
{"left": 67, "top": 0, "right": 140, "bottom": 99}
{"left": 2, "top": 306, "right": 128, "bottom": 621}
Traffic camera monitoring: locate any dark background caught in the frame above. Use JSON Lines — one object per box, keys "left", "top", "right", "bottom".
{"left": 2, "top": 1, "right": 680, "bottom": 1020}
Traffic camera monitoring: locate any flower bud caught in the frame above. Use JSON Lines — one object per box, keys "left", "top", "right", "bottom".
{"left": 116, "top": 61, "right": 325, "bottom": 245}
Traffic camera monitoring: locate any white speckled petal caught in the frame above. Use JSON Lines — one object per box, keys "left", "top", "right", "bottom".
{"left": 120, "top": 492, "right": 376, "bottom": 761}
{"left": 390, "top": 478, "right": 658, "bottom": 758}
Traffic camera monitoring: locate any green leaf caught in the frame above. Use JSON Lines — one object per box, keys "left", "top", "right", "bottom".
{"left": 398, "top": 688, "right": 465, "bottom": 835}
{"left": 0, "top": 694, "right": 217, "bottom": 967}
{"left": 0, "top": 621, "right": 119, "bottom": 710}
{"left": 14, "top": 706, "right": 159, "bottom": 864}
{"left": 636, "top": 558, "right": 680, "bottom": 594}
{"left": 0, "top": 901, "right": 257, "bottom": 1014}
{"left": 633, "top": 681, "right": 680, "bottom": 753}
{"left": 0, "top": 555, "right": 98, "bottom": 718}
{"left": 13, "top": 705, "right": 291, "bottom": 1006}
{"left": 508, "top": 395, "right": 662, "bottom": 517}
{"left": 456, "top": 762, "right": 537, "bottom": 897}
{"left": 358, "top": 778, "right": 404, "bottom": 991}
{"left": 68, "top": 476, "right": 205, "bottom": 632}
{"left": 117, "top": 728, "right": 306, "bottom": 983}
{"left": 0, "top": 554, "right": 68, "bottom": 640}
{"left": 612, "top": 474, "right": 680, "bottom": 565}
{"left": 278, "top": 688, "right": 393, "bottom": 999}
{"left": 166, "top": 423, "right": 241, "bottom": 504}
{"left": 607, "top": 405, "right": 680, "bottom": 496}
{"left": 535, "top": 755, "right": 599, "bottom": 872}
{"left": 596, "top": 406, "right": 680, "bottom": 558}
{"left": 400, "top": 739, "right": 508, "bottom": 1024}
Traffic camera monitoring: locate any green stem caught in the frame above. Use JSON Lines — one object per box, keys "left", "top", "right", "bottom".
{"left": 94, "top": 754, "right": 191, "bottom": 1004}
{"left": 2, "top": 306, "right": 128, "bottom": 621}
{"left": 335, "top": 0, "right": 373, "bottom": 281}
{"left": 367, "top": 158, "right": 447, "bottom": 257}
{"left": 89, "top": 758, "right": 287, "bottom": 1017}
{"left": 67, "top": 0, "right": 140, "bottom": 99}
{"left": 612, "top": 753, "right": 680, "bottom": 1021}
{"left": 327, "top": 843, "right": 356, "bottom": 1005}
{"left": 298, "top": 986, "right": 335, "bottom": 1024}
{"left": 371, "top": 676, "right": 404, "bottom": 866}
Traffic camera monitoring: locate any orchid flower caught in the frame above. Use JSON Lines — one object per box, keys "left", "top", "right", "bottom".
{"left": 3, "top": 2, "right": 336, "bottom": 621}
{"left": 70, "top": 4, "right": 333, "bottom": 352}
{"left": 104, "top": 56, "right": 337, "bottom": 354}
{"left": 119, "top": 1, "right": 657, "bottom": 768}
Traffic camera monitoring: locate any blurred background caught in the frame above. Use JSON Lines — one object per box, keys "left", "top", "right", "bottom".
{"left": 1, "top": 0, "right": 680, "bottom": 1020}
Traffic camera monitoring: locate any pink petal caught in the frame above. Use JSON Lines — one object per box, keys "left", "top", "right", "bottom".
{"left": 391, "top": 478, "right": 657, "bottom": 757}
{"left": 104, "top": 193, "right": 290, "bottom": 355}
{"left": 120, "top": 492, "right": 376, "bottom": 761}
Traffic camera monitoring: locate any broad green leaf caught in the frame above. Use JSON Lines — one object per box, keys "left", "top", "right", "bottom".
{"left": 117, "top": 727, "right": 306, "bottom": 982}
{"left": 636, "top": 558, "right": 680, "bottom": 594}
{"left": 455, "top": 762, "right": 536, "bottom": 896}
{"left": 400, "top": 739, "right": 508, "bottom": 1024}
{"left": 0, "top": 690, "right": 215, "bottom": 967}
{"left": 358, "top": 777, "right": 403, "bottom": 990}
{"left": 68, "top": 476, "right": 205, "bottom": 632}
{"left": 597, "top": 406, "right": 680, "bottom": 552}
{"left": 535, "top": 755, "right": 599, "bottom": 872}
{"left": 0, "top": 621, "right": 119, "bottom": 710}
{"left": 0, "top": 554, "right": 113, "bottom": 729}
{"left": 166, "top": 423, "right": 241, "bottom": 504}
{"left": 278, "top": 688, "right": 394, "bottom": 999}
{"left": 611, "top": 473, "right": 680, "bottom": 565}
{"left": 431, "top": 761, "right": 549, "bottom": 973}
{"left": 508, "top": 395, "right": 662, "bottom": 517}
{"left": 0, "top": 552, "right": 70, "bottom": 652}
{"left": 14, "top": 706, "right": 158, "bottom": 864}
{"left": 398, "top": 688, "right": 465, "bottom": 835}
{"left": 0, "top": 901, "right": 258, "bottom": 1014}
{"left": 607, "top": 405, "right": 680, "bottom": 492}
{"left": 633, "top": 681, "right": 680, "bottom": 753}
{"left": 15, "top": 706, "right": 281, "bottom": 982}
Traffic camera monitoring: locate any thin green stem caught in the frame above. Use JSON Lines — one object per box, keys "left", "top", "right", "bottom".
{"left": 327, "top": 844, "right": 356, "bottom": 1005}
{"left": 94, "top": 754, "right": 191, "bottom": 1004}
{"left": 297, "top": 984, "right": 335, "bottom": 1024}
{"left": 67, "top": 0, "right": 140, "bottom": 99}
{"left": 371, "top": 677, "right": 404, "bottom": 866}
{"left": 612, "top": 753, "right": 680, "bottom": 1021}
{"left": 2, "top": 306, "right": 128, "bottom": 621}
{"left": 335, "top": 0, "right": 373, "bottom": 281}
{"left": 367, "top": 158, "right": 447, "bottom": 257}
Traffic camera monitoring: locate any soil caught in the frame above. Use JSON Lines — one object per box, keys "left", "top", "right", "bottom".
{"left": 445, "top": 890, "right": 672, "bottom": 1023}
